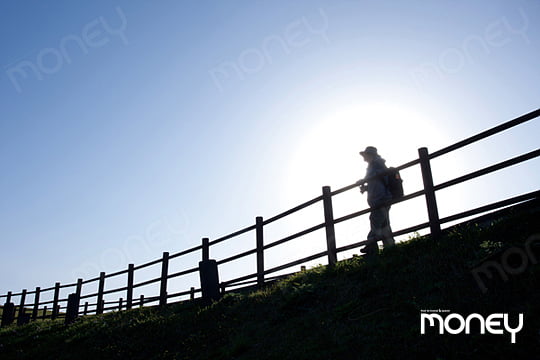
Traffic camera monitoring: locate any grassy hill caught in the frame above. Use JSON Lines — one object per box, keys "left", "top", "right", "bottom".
{"left": 1, "top": 202, "right": 539, "bottom": 360}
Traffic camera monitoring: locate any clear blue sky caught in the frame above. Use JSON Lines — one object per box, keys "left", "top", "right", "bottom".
{"left": 1, "top": 1, "right": 539, "bottom": 299}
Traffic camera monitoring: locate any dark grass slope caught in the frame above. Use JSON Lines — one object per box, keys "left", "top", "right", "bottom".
{"left": 1, "top": 201, "right": 539, "bottom": 360}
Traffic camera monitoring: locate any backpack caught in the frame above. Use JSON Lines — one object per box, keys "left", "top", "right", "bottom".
{"left": 385, "top": 167, "right": 404, "bottom": 200}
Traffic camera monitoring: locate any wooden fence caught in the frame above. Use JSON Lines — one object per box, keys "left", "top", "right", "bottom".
{"left": 1, "top": 108, "right": 539, "bottom": 327}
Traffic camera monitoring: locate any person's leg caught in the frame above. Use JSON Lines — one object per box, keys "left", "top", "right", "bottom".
{"left": 381, "top": 205, "right": 395, "bottom": 248}
{"left": 362, "top": 208, "right": 384, "bottom": 256}
{"left": 363, "top": 233, "right": 378, "bottom": 256}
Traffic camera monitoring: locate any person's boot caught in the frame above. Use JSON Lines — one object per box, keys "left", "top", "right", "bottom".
{"left": 361, "top": 241, "right": 378, "bottom": 258}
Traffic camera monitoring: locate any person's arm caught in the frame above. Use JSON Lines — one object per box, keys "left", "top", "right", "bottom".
{"left": 356, "top": 167, "right": 370, "bottom": 193}
{"left": 355, "top": 178, "right": 367, "bottom": 193}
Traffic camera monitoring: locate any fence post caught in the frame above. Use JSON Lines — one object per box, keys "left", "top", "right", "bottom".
{"left": 127, "top": 264, "right": 134, "bottom": 310}
{"left": 159, "top": 252, "right": 169, "bottom": 307}
{"left": 1, "top": 292, "right": 15, "bottom": 327}
{"left": 190, "top": 287, "right": 195, "bottom": 300}
{"left": 84, "top": 302, "right": 89, "bottom": 315}
{"left": 322, "top": 186, "right": 338, "bottom": 266}
{"left": 76, "top": 279, "right": 83, "bottom": 298}
{"left": 75, "top": 279, "right": 83, "bottom": 317}
{"left": 96, "top": 272, "right": 105, "bottom": 315}
{"left": 52, "top": 283, "right": 60, "bottom": 320}
{"left": 202, "top": 237, "right": 209, "bottom": 262}
{"left": 65, "top": 293, "right": 80, "bottom": 325}
{"left": 31, "top": 287, "right": 41, "bottom": 321}
{"left": 2, "top": 302, "right": 15, "bottom": 327}
{"left": 256, "top": 216, "right": 265, "bottom": 287}
{"left": 119, "top": 298, "right": 123, "bottom": 311}
{"left": 64, "top": 279, "right": 83, "bottom": 324}
{"left": 418, "top": 147, "right": 441, "bottom": 239}
{"left": 17, "top": 289, "right": 30, "bottom": 326}
{"left": 42, "top": 306, "right": 47, "bottom": 320}
{"left": 139, "top": 294, "right": 144, "bottom": 308}
{"left": 17, "top": 289, "right": 27, "bottom": 325}
{"left": 199, "top": 237, "right": 220, "bottom": 305}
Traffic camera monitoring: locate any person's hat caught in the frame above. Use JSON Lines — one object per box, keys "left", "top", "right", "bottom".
{"left": 360, "top": 146, "right": 378, "bottom": 157}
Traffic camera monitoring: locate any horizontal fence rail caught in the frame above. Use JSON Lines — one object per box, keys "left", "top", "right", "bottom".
{"left": 1, "top": 108, "right": 539, "bottom": 327}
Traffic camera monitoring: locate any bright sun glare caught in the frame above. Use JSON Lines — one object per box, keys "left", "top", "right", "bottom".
{"left": 285, "top": 101, "right": 450, "bottom": 202}
{"left": 271, "top": 101, "right": 457, "bottom": 264}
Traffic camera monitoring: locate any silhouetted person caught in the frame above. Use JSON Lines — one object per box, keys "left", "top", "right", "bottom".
{"left": 356, "top": 146, "right": 395, "bottom": 256}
